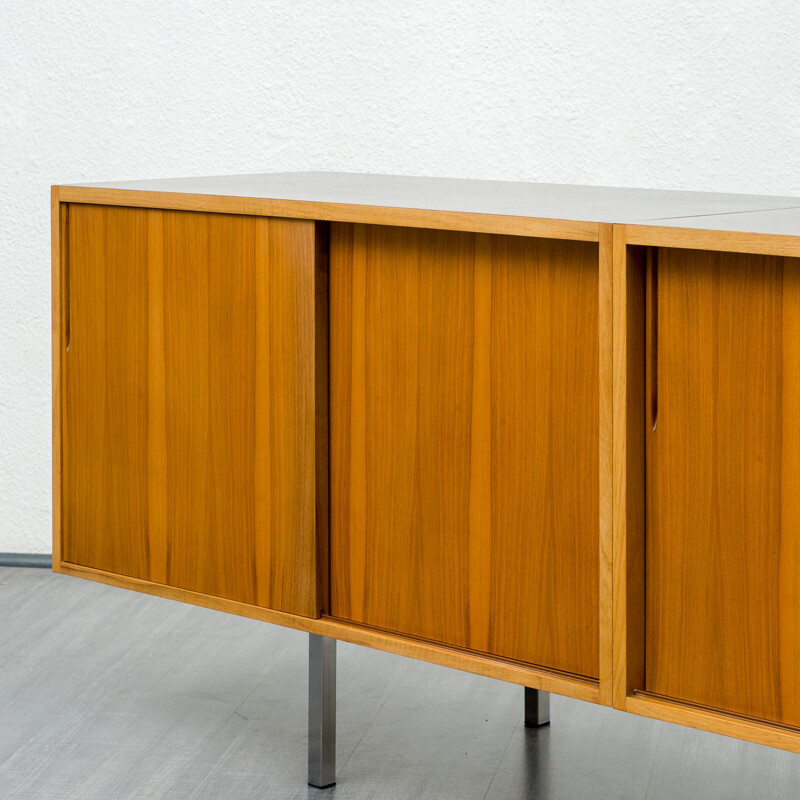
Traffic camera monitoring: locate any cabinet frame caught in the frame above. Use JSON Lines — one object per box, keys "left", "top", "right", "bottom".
{"left": 612, "top": 223, "right": 800, "bottom": 753}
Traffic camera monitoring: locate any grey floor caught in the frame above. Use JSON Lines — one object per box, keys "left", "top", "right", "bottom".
{"left": 1, "top": 567, "right": 799, "bottom": 799}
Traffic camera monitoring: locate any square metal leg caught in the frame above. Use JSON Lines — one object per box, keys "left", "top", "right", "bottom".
{"left": 308, "top": 634, "right": 336, "bottom": 788}
{"left": 524, "top": 687, "right": 550, "bottom": 727}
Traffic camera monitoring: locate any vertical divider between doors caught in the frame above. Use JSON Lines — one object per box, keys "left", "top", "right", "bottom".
{"left": 611, "top": 226, "right": 647, "bottom": 709}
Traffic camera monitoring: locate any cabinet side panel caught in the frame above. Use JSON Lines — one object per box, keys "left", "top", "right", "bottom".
{"left": 63, "top": 204, "right": 151, "bottom": 577}
{"left": 645, "top": 247, "right": 800, "bottom": 726}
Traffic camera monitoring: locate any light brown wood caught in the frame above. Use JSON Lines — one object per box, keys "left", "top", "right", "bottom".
{"left": 59, "top": 204, "right": 325, "bottom": 617}
{"left": 57, "top": 562, "right": 602, "bottom": 703}
{"left": 57, "top": 186, "right": 600, "bottom": 243}
{"left": 597, "top": 224, "right": 614, "bottom": 705}
{"left": 611, "top": 230, "right": 646, "bottom": 708}
{"left": 64, "top": 204, "right": 151, "bottom": 578}
{"left": 146, "top": 211, "right": 168, "bottom": 585}
{"left": 469, "top": 233, "right": 493, "bottom": 655}
{"left": 623, "top": 224, "right": 800, "bottom": 257}
{"left": 330, "top": 223, "right": 601, "bottom": 679}
{"left": 625, "top": 694, "right": 800, "bottom": 755}
{"left": 645, "top": 247, "right": 800, "bottom": 728}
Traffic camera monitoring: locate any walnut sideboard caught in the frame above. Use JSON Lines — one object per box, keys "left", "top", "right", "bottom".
{"left": 52, "top": 172, "right": 800, "bottom": 787}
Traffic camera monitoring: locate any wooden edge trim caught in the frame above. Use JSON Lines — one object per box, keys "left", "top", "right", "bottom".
{"left": 624, "top": 694, "right": 800, "bottom": 754}
{"left": 623, "top": 224, "right": 800, "bottom": 257}
{"left": 51, "top": 187, "right": 63, "bottom": 572}
{"left": 58, "top": 561, "right": 601, "bottom": 704}
{"left": 55, "top": 186, "right": 600, "bottom": 243}
{"left": 597, "top": 223, "right": 614, "bottom": 706}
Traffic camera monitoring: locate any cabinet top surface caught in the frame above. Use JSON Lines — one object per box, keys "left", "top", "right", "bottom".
{"left": 628, "top": 206, "right": 800, "bottom": 238}
{"left": 65, "top": 171, "right": 800, "bottom": 229}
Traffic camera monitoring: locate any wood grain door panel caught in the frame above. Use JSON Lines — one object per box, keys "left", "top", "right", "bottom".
{"left": 646, "top": 247, "right": 800, "bottom": 727}
{"left": 329, "top": 223, "right": 600, "bottom": 679}
{"left": 61, "top": 204, "right": 326, "bottom": 618}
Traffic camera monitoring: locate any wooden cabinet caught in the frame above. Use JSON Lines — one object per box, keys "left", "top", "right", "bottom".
{"left": 328, "top": 224, "right": 601, "bottom": 678}
{"left": 58, "top": 203, "right": 327, "bottom": 617}
{"left": 645, "top": 247, "right": 800, "bottom": 727}
{"left": 52, "top": 174, "right": 800, "bottom": 759}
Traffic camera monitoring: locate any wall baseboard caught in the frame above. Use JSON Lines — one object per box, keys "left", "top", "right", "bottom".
{"left": 0, "top": 553, "right": 53, "bottom": 569}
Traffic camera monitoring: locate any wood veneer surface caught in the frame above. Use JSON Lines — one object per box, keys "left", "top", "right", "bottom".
{"left": 329, "top": 223, "right": 600, "bottom": 679}
{"left": 645, "top": 248, "right": 800, "bottom": 727}
{"left": 61, "top": 204, "right": 324, "bottom": 617}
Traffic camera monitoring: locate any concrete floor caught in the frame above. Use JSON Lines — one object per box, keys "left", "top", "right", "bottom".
{"left": 1, "top": 566, "right": 799, "bottom": 799}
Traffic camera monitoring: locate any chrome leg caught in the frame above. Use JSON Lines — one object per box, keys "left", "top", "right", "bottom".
{"left": 308, "top": 634, "right": 336, "bottom": 788}
{"left": 524, "top": 687, "right": 550, "bottom": 727}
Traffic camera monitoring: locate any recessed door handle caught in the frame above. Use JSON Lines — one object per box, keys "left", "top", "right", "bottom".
{"left": 63, "top": 205, "right": 71, "bottom": 352}
{"left": 648, "top": 247, "right": 658, "bottom": 431}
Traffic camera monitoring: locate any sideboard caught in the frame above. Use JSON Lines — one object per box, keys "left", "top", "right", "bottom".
{"left": 51, "top": 172, "right": 800, "bottom": 788}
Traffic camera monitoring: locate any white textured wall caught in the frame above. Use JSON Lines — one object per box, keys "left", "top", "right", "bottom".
{"left": 2, "top": 1, "right": 800, "bottom": 553}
